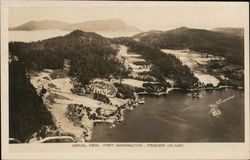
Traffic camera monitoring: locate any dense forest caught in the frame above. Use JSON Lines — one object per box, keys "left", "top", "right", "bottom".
{"left": 133, "top": 27, "right": 244, "bottom": 65}
{"left": 9, "top": 30, "right": 128, "bottom": 85}
{"left": 213, "top": 27, "right": 244, "bottom": 37}
{"left": 9, "top": 54, "right": 53, "bottom": 142}
{"left": 113, "top": 37, "right": 198, "bottom": 89}
{"left": 9, "top": 30, "right": 199, "bottom": 88}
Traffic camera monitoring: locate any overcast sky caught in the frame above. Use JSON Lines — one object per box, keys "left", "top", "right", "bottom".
{"left": 8, "top": 2, "right": 248, "bottom": 31}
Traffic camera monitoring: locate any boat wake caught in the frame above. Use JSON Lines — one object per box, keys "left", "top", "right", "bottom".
{"left": 208, "top": 95, "right": 235, "bottom": 118}
{"left": 209, "top": 104, "right": 222, "bottom": 118}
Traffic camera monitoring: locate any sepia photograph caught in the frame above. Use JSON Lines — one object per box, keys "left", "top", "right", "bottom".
{"left": 1, "top": 1, "right": 249, "bottom": 159}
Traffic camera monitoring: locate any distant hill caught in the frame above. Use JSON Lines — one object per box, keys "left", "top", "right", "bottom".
{"left": 133, "top": 27, "right": 244, "bottom": 65}
{"left": 213, "top": 27, "right": 244, "bottom": 37}
{"left": 132, "top": 27, "right": 189, "bottom": 41}
{"left": 61, "top": 19, "right": 141, "bottom": 32}
{"left": 9, "top": 19, "right": 141, "bottom": 33}
{"left": 9, "top": 20, "right": 69, "bottom": 31}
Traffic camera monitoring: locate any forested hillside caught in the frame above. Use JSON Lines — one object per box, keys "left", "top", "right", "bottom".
{"left": 133, "top": 27, "right": 244, "bottom": 65}
{"left": 213, "top": 27, "right": 244, "bottom": 37}
{"left": 9, "top": 30, "right": 128, "bottom": 85}
{"left": 9, "top": 30, "right": 199, "bottom": 90}
{"left": 113, "top": 37, "right": 198, "bottom": 89}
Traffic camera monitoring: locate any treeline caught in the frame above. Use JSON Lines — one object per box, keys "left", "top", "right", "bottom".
{"left": 113, "top": 37, "right": 198, "bottom": 89}
{"left": 69, "top": 45, "right": 128, "bottom": 85}
{"left": 114, "top": 83, "right": 136, "bottom": 99}
{"left": 135, "top": 28, "right": 244, "bottom": 65}
{"left": 9, "top": 30, "right": 129, "bottom": 85}
{"left": 9, "top": 54, "right": 53, "bottom": 142}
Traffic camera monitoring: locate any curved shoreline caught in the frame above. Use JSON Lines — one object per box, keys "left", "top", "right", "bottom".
{"left": 137, "top": 85, "right": 243, "bottom": 96}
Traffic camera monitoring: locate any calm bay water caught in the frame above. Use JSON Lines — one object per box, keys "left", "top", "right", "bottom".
{"left": 91, "top": 89, "right": 244, "bottom": 142}
{"left": 9, "top": 30, "right": 139, "bottom": 42}
{"left": 9, "top": 30, "right": 70, "bottom": 42}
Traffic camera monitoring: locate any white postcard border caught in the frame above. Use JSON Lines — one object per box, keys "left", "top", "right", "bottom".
{"left": 1, "top": 1, "right": 249, "bottom": 159}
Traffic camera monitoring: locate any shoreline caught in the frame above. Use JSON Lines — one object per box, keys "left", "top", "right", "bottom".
{"left": 29, "top": 69, "right": 140, "bottom": 143}
{"left": 27, "top": 68, "right": 244, "bottom": 143}
{"left": 137, "top": 85, "right": 243, "bottom": 96}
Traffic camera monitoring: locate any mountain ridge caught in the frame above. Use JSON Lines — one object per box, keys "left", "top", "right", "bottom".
{"left": 213, "top": 27, "right": 244, "bottom": 37}
{"left": 133, "top": 27, "right": 244, "bottom": 65}
{"left": 9, "top": 20, "right": 70, "bottom": 31}
{"left": 9, "top": 19, "right": 141, "bottom": 33}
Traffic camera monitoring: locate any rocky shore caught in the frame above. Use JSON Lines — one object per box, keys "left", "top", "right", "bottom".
{"left": 28, "top": 68, "right": 140, "bottom": 142}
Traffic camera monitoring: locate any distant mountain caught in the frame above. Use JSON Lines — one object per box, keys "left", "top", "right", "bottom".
{"left": 9, "top": 20, "right": 69, "bottom": 31}
{"left": 132, "top": 27, "right": 190, "bottom": 41}
{"left": 61, "top": 19, "right": 141, "bottom": 32}
{"left": 213, "top": 27, "right": 244, "bottom": 37}
{"left": 134, "top": 27, "right": 244, "bottom": 65}
{"left": 9, "top": 19, "right": 141, "bottom": 33}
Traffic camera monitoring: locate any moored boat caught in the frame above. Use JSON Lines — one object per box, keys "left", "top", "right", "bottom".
{"left": 138, "top": 98, "right": 145, "bottom": 104}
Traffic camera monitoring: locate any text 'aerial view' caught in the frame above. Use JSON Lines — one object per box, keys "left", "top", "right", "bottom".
{"left": 8, "top": 4, "right": 245, "bottom": 144}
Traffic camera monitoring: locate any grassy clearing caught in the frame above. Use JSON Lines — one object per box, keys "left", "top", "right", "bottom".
{"left": 46, "top": 93, "right": 70, "bottom": 104}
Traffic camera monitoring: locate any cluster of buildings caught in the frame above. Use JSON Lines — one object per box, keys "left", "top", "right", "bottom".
{"left": 89, "top": 79, "right": 117, "bottom": 97}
